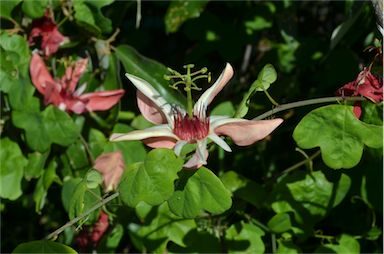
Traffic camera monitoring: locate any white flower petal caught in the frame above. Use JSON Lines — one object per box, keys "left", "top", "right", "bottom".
{"left": 110, "top": 125, "right": 176, "bottom": 142}
{"left": 193, "top": 63, "right": 234, "bottom": 115}
{"left": 125, "top": 73, "right": 174, "bottom": 123}
{"left": 208, "top": 133, "right": 232, "bottom": 152}
{"left": 210, "top": 117, "right": 246, "bottom": 130}
{"left": 174, "top": 140, "right": 188, "bottom": 156}
{"left": 183, "top": 139, "right": 208, "bottom": 168}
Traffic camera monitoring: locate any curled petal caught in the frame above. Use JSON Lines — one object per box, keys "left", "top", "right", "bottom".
{"left": 194, "top": 63, "right": 234, "bottom": 114}
{"left": 30, "top": 53, "right": 56, "bottom": 95}
{"left": 125, "top": 74, "right": 173, "bottom": 124}
{"left": 79, "top": 89, "right": 125, "bottom": 112}
{"left": 208, "top": 133, "right": 232, "bottom": 152}
{"left": 64, "top": 58, "right": 88, "bottom": 93}
{"left": 214, "top": 118, "right": 283, "bottom": 146}
{"left": 110, "top": 125, "right": 177, "bottom": 142}
{"left": 137, "top": 90, "right": 168, "bottom": 124}
{"left": 183, "top": 139, "right": 208, "bottom": 169}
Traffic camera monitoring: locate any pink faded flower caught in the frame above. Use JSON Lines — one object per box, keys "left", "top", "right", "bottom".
{"left": 110, "top": 63, "right": 283, "bottom": 168}
{"left": 30, "top": 53, "right": 125, "bottom": 114}
{"left": 28, "top": 10, "right": 68, "bottom": 57}
{"left": 94, "top": 151, "right": 125, "bottom": 192}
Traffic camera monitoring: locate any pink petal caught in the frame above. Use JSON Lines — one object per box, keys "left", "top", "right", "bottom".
{"left": 214, "top": 118, "right": 283, "bottom": 146}
{"left": 110, "top": 125, "right": 177, "bottom": 142}
{"left": 183, "top": 148, "right": 209, "bottom": 169}
{"left": 137, "top": 90, "right": 167, "bottom": 124}
{"left": 94, "top": 151, "right": 125, "bottom": 192}
{"left": 194, "top": 63, "right": 234, "bottom": 113}
{"left": 67, "top": 100, "right": 87, "bottom": 114}
{"left": 80, "top": 89, "right": 125, "bottom": 112}
{"left": 143, "top": 137, "right": 177, "bottom": 149}
{"left": 30, "top": 53, "right": 56, "bottom": 95}
{"left": 64, "top": 58, "right": 88, "bottom": 93}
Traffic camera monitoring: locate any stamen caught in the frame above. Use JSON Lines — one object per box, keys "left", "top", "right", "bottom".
{"left": 173, "top": 110, "right": 209, "bottom": 142}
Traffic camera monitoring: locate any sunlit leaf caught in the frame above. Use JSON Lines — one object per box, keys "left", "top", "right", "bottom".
{"left": 226, "top": 221, "right": 265, "bottom": 254}
{"left": 315, "top": 234, "right": 360, "bottom": 254}
{"left": 165, "top": 0, "right": 209, "bottom": 33}
{"left": 24, "top": 150, "right": 49, "bottom": 180}
{"left": 0, "top": 138, "right": 27, "bottom": 200}
{"left": 119, "top": 149, "right": 183, "bottom": 207}
{"left": 267, "top": 213, "right": 292, "bottom": 233}
{"left": 168, "top": 167, "right": 232, "bottom": 218}
{"left": 293, "top": 105, "right": 383, "bottom": 169}
{"left": 277, "top": 239, "right": 301, "bottom": 254}
{"left": 0, "top": 0, "right": 22, "bottom": 19}
{"left": 13, "top": 240, "right": 77, "bottom": 253}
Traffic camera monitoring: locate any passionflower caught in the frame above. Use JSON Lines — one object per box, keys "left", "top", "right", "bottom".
{"left": 30, "top": 53, "right": 125, "bottom": 114}
{"left": 110, "top": 63, "right": 283, "bottom": 168}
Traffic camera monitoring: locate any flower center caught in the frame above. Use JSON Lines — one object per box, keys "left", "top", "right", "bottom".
{"left": 173, "top": 112, "right": 209, "bottom": 142}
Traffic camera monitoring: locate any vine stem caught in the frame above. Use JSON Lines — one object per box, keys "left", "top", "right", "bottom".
{"left": 253, "top": 96, "right": 365, "bottom": 120}
{"left": 45, "top": 192, "right": 120, "bottom": 240}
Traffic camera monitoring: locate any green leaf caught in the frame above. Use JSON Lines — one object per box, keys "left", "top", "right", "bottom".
{"left": 220, "top": 171, "right": 267, "bottom": 208}
{"left": 99, "top": 224, "right": 124, "bottom": 253}
{"left": 253, "top": 63, "right": 277, "bottom": 91}
{"left": 21, "top": 0, "right": 48, "bottom": 18}
{"left": 244, "top": 16, "right": 273, "bottom": 35}
{"left": 226, "top": 221, "right": 265, "bottom": 254}
{"left": 73, "top": 0, "right": 114, "bottom": 35}
{"left": 33, "top": 160, "right": 60, "bottom": 212}
{"left": 115, "top": 44, "right": 185, "bottom": 106}
{"left": 235, "top": 64, "right": 276, "bottom": 118}
{"left": 13, "top": 240, "right": 77, "bottom": 253}
{"left": 271, "top": 171, "right": 351, "bottom": 231}
{"left": 61, "top": 178, "right": 82, "bottom": 212}
{"left": 293, "top": 105, "right": 383, "bottom": 169}
{"left": 165, "top": 0, "right": 209, "bottom": 33}
{"left": 88, "top": 128, "right": 107, "bottom": 158}
{"left": 168, "top": 167, "right": 232, "bottom": 218}
{"left": 1, "top": 0, "right": 22, "bottom": 19}
{"left": 12, "top": 110, "right": 51, "bottom": 152}
{"left": 65, "top": 140, "right": 89, "bottom": 170}
{"left": 42, "top": 106, "right": 80, "bottom": 147}
{"left": 129, "top": 202, "right": 196, "bottom": 253}
{"left": 315, "top": 234, "right": 360, "bottom": 254}
{"left": 277, "top": 239, "right": 301, "bottom": 254}
{"left": 86, "top": 170, "right": 103, "bottom": 189}
{"left": 24, "top": 150, "right": 50, "bottom": 180}
{"left": 267, "top": 213, "right": 292, "bottom": 233}
{"left": 119, "top": 149, "right": 183, "bottom": 207}
{"left": 68, "top": 181, "right": 101, "bottom": 225}
{"left": 0, "top": 138, "right": 27, "bottom": 200}
{"left": 211, "top": 101, "right": 235, "bottom": 116}
{"left": 0, "top": 32, "right": 31, "bottom": 93}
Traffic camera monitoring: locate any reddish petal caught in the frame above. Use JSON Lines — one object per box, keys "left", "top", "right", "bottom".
{"left": 353, "top": 102, "right": 362, "bottom": 119}
{"left": 41, "top": 27, "right": 67, "bottom": 57}
{"left": 30, "top": 53, "right": 56, "bottom": 95}
{"left": 80, "top": 89, "right": 125, "bottom": 112}
{"left": 91, "top": 211, "right": 109, "bottom": 245}
{"left": 214, "top": 118, "right": 283, "bottom": 146}
{"left": 137, "top": 90, "right": 168, "bottom": 124}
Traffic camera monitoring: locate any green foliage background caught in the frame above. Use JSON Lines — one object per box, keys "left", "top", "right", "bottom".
{"left": 1, "top": 0, "right": 383, "bottom": 253}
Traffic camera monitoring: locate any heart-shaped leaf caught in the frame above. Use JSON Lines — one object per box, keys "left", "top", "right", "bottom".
{"left": 0, "top": 138, "right": 28, "bottom": 200}
{"left": 293, "top": 105, "right": 383, "bottom": 169}
{"left": 13, "top": 240, "right": 77, "bottom": 253}
{"left": 225, "top": 221, "right": 265, "bottom": 254}
{"left": 254, "top": 63, "right": 277, "bottom": 91}
{"left": 168, "top": 167, "right": 232, "bottom": 218}
{"left": 118, "top": 149, "right": 183, "bottom": 207}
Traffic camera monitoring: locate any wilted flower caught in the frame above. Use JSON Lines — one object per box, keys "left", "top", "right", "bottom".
{"left": 110, "top": 63, "right": 283, "bottom": 168}
{"left": 30, "top": 53, "right": 125, "bottom": 114}
{"left": 336, "top": 67, "right": 383, "bottom": 118}
{"left": 94, "top": 151, "right": 125, "bottom": 192}
{"left": 28, "top": 10, "right": 68, "bottom": 57}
